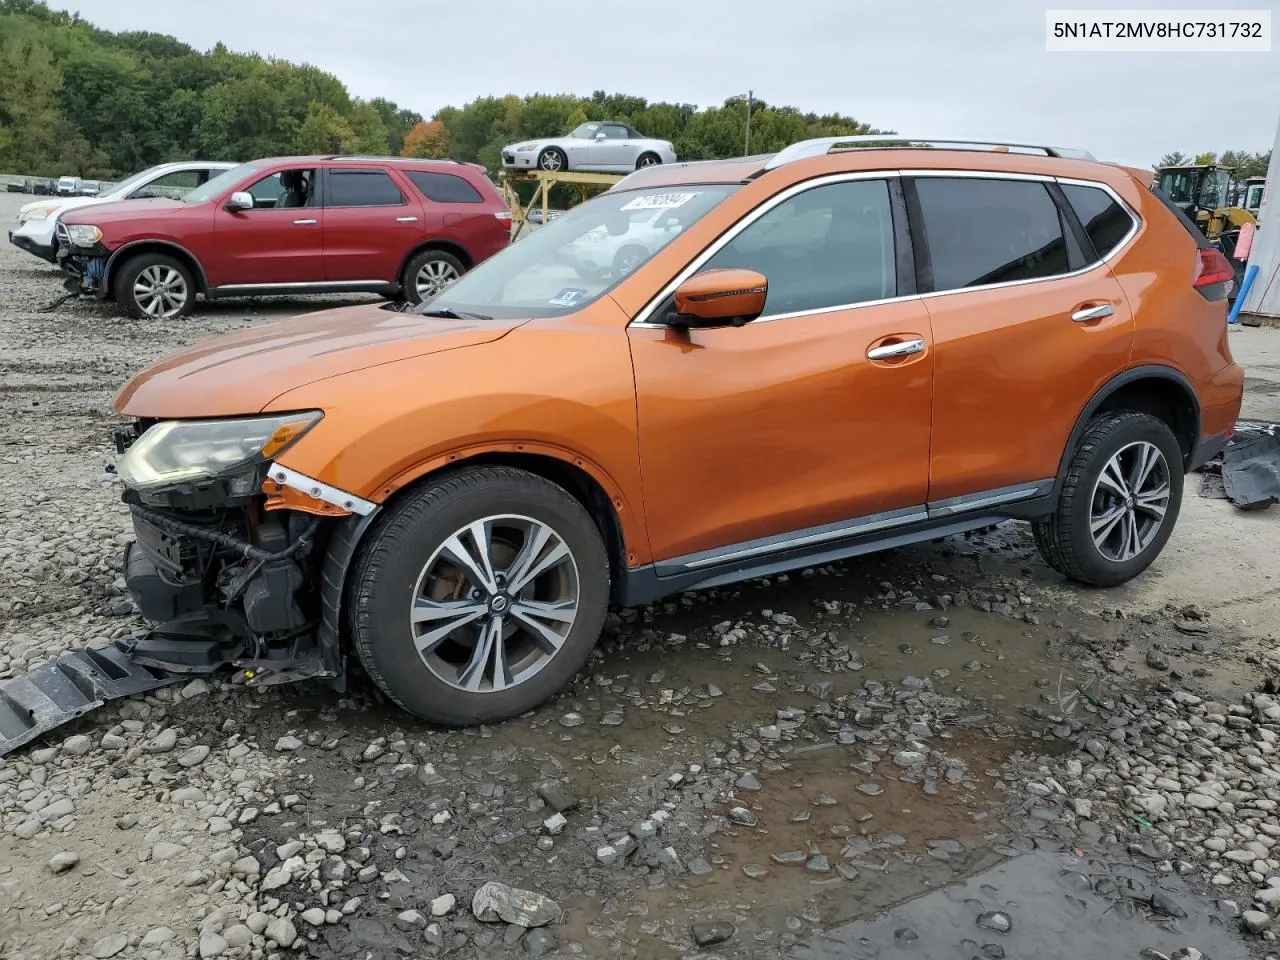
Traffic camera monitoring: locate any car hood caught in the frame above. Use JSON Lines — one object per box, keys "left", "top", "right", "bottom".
{"left": 18, "top": 196, "right": 76, "bottom": 217}
{"left": 114, "top": 303, "right": 530, "bottom": 418}
{"left": 61, "top": 197, "right": 188, "bottom": 224}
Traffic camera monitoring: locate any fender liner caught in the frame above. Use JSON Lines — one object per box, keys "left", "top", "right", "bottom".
{"left": 105, "top": 239, "right": 210, "bottom": 294}
{"left": 1054, "top": 364, "right": 1201, "bottom": 498}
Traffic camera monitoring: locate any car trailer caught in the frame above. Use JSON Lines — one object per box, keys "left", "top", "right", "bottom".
{"left": 498, "top": 169, "right": 623, "bottom": 240}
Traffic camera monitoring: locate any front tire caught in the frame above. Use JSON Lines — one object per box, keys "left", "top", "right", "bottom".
{"left": 113, "top": 253, "right": 195, "bottom": 319}
{"left": 636, "top": 152, "right": 662, "bottom": 169}
{"left": 537, "top": 148, "right": 567, "bottom": 173}
{"left": 1033, "top": 411, "right": 1183, "bottom": 586}
{"left": 349, "top": 466, "right": 610, "bottom": 726}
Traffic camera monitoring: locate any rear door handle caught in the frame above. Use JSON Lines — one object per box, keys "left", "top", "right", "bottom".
{"left": 293, "top": 218, "right": 317, "bottom": 225}
{"left": 1071, "top": 304, "right": 1114, "bottom": 322}
{"left": 867, "top": 338, "right": 926, "bottom": 360}
{"left": 396, "top": 216, "right": 419, "bottom": 223}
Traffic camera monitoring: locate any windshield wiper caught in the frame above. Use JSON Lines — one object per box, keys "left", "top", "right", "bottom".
{"left": 415, "top": 307, "right": 493, "bottom": 321}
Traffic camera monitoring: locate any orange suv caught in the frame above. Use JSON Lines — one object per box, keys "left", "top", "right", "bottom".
{"left": 110, "top": 137, "right": 1243, "bottom": 726}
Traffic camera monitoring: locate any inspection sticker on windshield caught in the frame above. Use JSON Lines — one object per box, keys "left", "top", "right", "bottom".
{"left": 620, "top": 192, "right": 699, "bottom": 211}
{"left": 549, "top": 287, "right": 588, "bottom": 306}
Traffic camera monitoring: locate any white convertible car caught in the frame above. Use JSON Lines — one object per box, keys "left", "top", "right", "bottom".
{"left": 501, "top": 121, "right": 677, "bottom": 174}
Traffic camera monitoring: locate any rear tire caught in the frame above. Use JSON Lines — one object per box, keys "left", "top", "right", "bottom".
{"left": 402, "top": 249, "right": 465, "bottom": 304}
{"left": 349, "top": 466, "right": 610, "bottom": 726}
{"left": 1033, "top": 411, "right": 1183, "bottom": 586}
{"left": 113, "top": 253, "right": 195, "bottom": 320}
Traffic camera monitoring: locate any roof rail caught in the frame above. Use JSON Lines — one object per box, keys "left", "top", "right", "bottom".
{"left": 327, "top": 155, "right": 462, "bottom": 164}
{"left": 763, "top": 136, "right": 1095, "bottom": 170}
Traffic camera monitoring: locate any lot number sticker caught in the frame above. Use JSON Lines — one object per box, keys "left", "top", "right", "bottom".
{"left": 620, "top": 192, "right": 699, "bottom": 211}
{"left": 549, "top": 287, "right": 588, "bottom": 306}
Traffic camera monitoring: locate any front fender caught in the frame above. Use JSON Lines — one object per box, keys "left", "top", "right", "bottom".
{"left": 266, "top": 310, "right": 653, "bottom": 563}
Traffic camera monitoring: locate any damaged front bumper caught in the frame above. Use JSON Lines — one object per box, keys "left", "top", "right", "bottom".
{"left": 114, "top": 422, "right": 378, "bottom": 689}
{"left": 54, "top": 223, "right": 109, "bottom": 297}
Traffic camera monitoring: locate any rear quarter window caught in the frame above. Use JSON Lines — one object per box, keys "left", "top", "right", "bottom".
{"left": 406, "top": 171, "right": 485, "bottom": 204}
{"left": 1061, "top": 183, "right": 1135, "bottom": 260}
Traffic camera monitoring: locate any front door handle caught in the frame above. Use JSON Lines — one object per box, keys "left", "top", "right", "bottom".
{"left": 396, "top": 216, "right": 419, "bottom": 223}
{"left": 293, "top": 218, "right": 317, "bottom": 225}
{"left": 1071, "top": 303, "right": 1114, "bottom": 322}
{"left": 867, "top": 338, "right": 926, "bottom": 361}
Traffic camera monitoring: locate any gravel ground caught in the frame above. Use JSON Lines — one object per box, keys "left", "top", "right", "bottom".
{"left": 3, "top": 190, "right": 1280, "bottom": 960}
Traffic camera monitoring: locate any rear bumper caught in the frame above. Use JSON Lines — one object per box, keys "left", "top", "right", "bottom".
{"left": 1194, "top": 362, "right": 1246, "bottom": 468}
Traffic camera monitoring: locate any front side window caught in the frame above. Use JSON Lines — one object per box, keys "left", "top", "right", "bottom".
{"left": 570, "top": 123, "right": 602, "bottom": 140}
{"left": 699, "top": 178, "right": 896, "bottom": 317}
{"left": 415, "top": 184, "right": 740, "bottom": 319}
{"left": 916, "top": 177, "right": 1070, "bottom": 291}
{"left": 1062, "top": 183, "right": 1134, "bottom": 261}
{"left": 326, "top": 169, "right": 406, "bottom": 207}
{"left": 136, "top": 170, "right": 202, "bottom": 200}
{"left": 602, "top": 124, "right": 629, "bottom": 140}
{"left": 244, "top": 168, "right": 317, "bottom": 209}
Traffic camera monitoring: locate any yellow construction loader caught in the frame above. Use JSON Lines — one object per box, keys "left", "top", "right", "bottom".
{"left": 1153, "top": 164, "right": 1258, "bottom": 267}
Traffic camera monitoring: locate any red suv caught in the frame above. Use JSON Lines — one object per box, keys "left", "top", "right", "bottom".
{"left": 55, "top": 156, "right": 512, "bottom": 319}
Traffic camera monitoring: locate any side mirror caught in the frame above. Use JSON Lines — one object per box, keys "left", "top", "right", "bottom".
{"left": 130, "top": 188, "right": 155, "bottom": 200}
{"left": 225, "top": 191, "right": 254, "bottom": 211}
{"left": 595, "top": 132, "right": 607, "bottom": 141}
{"left": 667, "top": 268, "right": 767, "bottom": 328}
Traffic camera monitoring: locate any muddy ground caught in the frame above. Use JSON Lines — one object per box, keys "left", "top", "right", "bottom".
{"left": 2, "top": 190, "right": 1280, "bottom": 960}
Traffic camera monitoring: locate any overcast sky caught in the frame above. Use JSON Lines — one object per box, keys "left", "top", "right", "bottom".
{"left": 52, "top": 0, "right": 1279, "bottom": 168}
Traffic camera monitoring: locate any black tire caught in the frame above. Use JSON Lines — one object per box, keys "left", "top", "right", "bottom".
{"left": 636, "top": 152, "right": 662, "bottom": 170}
{"left": 402, "top": 249, "right": 466, "bottom": 305}
{"left": 1033, "top": 411, "right": 1183, "bottom": 587}
{"left": 537, "top": 147, "right": 568, "bottom": 173}
{"left": 112, "top": 252, "right": 195, "bottom": 320}
{"left": 348, "top": 466, "right": 610, "bottom": 726}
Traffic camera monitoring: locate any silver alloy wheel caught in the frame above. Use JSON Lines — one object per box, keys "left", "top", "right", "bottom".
{"left": 1089, "top": 440, "right": 1171, "bottom": 563}
{"left": 415, "top": 259, "right": 460, "bottom": 300}
{"left": 638, "top": 154, "right": 660, "bottom": 168}
{"left": 132, "top": 265, "right": 188, "bottom": 318}
{"left": 409, "top": 514, "right": 580, "bottom": 693}
{"left": 539, "top": 150, "right": 563, "bottom": 172}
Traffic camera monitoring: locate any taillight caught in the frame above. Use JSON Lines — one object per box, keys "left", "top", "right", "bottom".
{"left": 493, "top": 210, "right": 512, "bottom": 222}
{"left": 1193, "top": 247, "right": 1234, "bottom": 288}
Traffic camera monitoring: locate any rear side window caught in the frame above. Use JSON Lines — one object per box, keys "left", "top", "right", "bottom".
{"left": 915, "top": 177, "right": 1071, "bottom": 291}
{"left": 1061, "top": 184, "right": 1134, "bottom": 260}
{"left": 326, "top": 169, "right": 405, "bottom": 207}
{"left": 406, "top": 171, "right": 484, "bottom": 204}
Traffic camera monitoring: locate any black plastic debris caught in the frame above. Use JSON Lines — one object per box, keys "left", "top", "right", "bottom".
{"left": 1197, "top": 419, "right": 1280, "bottom": 511}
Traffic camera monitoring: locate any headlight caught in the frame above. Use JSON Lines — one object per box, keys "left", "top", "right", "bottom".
{"left": 65, "top": 224, "right": 103, "bottom": 246}
{"left": 515, "top": 143, "right": 537, "bottom": 151}
{"left": 117, "top": 412, "right": 323, "bottom": 492}
{"left": 18, "top": 206, "right": 58, "bottom": 224}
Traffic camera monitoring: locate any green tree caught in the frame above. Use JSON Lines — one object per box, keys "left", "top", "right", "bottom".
{"left": 294, "top": 101, "right": 356, "bottom": 154}
{"left": 1156, "top": 151, "right": 1189, "bottom": 168}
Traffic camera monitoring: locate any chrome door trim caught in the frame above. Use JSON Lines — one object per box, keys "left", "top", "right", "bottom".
{"left": 627, "top": 171, "right": 1142, "bottom": 330}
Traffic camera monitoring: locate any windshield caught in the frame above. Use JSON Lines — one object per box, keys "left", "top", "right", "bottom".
{"left": 182, "top": 162, "right": 262, "bottom": 204}
{"left": 414, "top": 184, "right": 740, "bottom": 320}
{"left": 570, "top": 123, "right": 602, "bottom": 140}
{"left": 1157, "top": 169, "right": 1196, "bottom": 203}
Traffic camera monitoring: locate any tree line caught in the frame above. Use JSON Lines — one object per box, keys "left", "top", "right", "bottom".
{"left": 1155, "top": 150, "right": 1272, "bottom": 179}
{"left": 0, "top": 0, "right": 884, "bottom": 182}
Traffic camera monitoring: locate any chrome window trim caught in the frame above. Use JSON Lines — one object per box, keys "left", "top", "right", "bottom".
{"left": 627, "top": 170, "right": 1142, "bottom": 330}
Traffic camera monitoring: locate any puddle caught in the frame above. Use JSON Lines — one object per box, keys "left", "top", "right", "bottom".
{"left": 793, "top": 844, "right": 1259, "bottom": 960}
{"left": 235, "top": 567, "right": 1139, "bottom": 959}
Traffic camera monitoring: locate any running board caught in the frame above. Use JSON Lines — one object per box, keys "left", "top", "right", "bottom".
{"left": 0, "top": 639, "right": 186, "bottom": 758}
